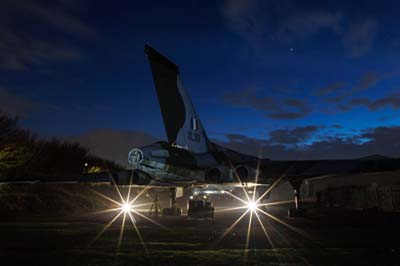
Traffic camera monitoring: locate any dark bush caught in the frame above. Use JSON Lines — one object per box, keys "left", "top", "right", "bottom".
{"left": 0, "top": 110, "right": 123, "bottom": 179}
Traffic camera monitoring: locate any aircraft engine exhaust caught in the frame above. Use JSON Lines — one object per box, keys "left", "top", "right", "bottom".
{"left": 234, "top": 165, "right": 250, "bottom": 182}
{"left": 205, "top": 167, "right": 230, "bottom": 183}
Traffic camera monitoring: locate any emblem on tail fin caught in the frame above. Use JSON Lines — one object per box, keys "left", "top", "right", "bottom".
{"left": 145, "top": 44, "right": 210, "bottom": 153}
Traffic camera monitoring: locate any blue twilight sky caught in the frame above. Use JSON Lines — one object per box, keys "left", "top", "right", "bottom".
{"left": 1, "top": 0, "right": 400, "bottom": 160}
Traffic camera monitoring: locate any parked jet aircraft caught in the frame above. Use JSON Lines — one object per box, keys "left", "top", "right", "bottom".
{"left": 122, "top": 45, "right": 400, "bottom": 216}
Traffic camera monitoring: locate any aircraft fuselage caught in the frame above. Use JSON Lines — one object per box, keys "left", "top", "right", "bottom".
{"left": 127, "top": 141, "right": 261, "bottom": 186}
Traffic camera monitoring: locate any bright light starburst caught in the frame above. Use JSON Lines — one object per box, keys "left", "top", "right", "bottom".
{"left": 247, "top": 200, "right": 258, "bottom": 212}
{"left": 88, "top": 172, "right": 166, "bottom": 252}
{"left": 214, "top": 157, "right": 308, "bottom": 257}
{"left": 121, "top": 201, "right": 132, "bottom": 213}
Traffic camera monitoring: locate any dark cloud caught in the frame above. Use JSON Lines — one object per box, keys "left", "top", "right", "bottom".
{"left": 0, "top": 30, "right": 84, "bottom": 70}
{"left": 342, "top": 19, "right": 378, "bottom": 57}
{"left": 269, "top": 98, "right": 312, "bottom": 119}
{"left": 220, "top": 0, "right": 264, "bottom": 48}
{"left": 370, "top": 94, "right": 400, "bottom": 110}
{"left": 0, "top": 86, "right": 54, "bottom": 116}
{"left": 217, "top": 133, "right": 270, "bottom": 157}
{"left": 216, "top": 126, "right": 400, "bottom": 160}
{"left": 332, "top": 124, "right": 343, "bottom": 129}
{"left": 324, "top": 95, "right": 345, "bottom": 104}
{"left": 362, "top": 126, "right": 400, "bottom": 146}
{"left": 339, "top": 97, "right": 370, "bottom": 111}
{"left": 28, "top": 4, "right": 96, "bottom": 37}
{"left": 323, "top": 71, "right": 399, "bottom": 103}
{"left": 224, "top": 133, "right": 249, "bottom": 142}
{"left": 268, "top": 125, "right": 320, "bottom": 144}
{"left": 353, "top": 71, "right": 400, "bottom": 92}
{"left": 314, "top": 82, "right": 347, "bottom": 96}
{"left": 340, "top": 93, "right": 400, "bottom": 111}
{"left": 277, "top": 10, "right": 342, "bottom": 41}
{"left": 220, "top": 0, "right": 379, "bottom": 56}
{"left": 70, "top": 129, "right": 158, "bottom": 167}
{"left": 266, "top": 110, "right": 310, "bottom": 119}
{"left": 0, "top": 1, "right": 94, "bottom": 70}
{"left": 223, "top": 89, "right": 312, "bottom": 119}
{"left": 223, "top": 88, "right": 277, "bottom": 110}
{"left": 357, "top": 71, "right": 381, "bottom": 90}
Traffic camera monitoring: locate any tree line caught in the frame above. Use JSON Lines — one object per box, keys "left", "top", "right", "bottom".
{"left": 0, "top": 111, "right": 123, "bottom": 179}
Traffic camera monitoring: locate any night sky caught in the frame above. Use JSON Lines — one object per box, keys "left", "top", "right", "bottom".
{"left": 1, "top": 0, "right": 400, "bottom": 163}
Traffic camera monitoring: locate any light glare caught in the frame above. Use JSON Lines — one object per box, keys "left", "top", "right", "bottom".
{"left": 122, "top": 202, "right": 131, "bottom": 213}
{"left": 247, "top": 200, "right": 257, "bottom": 212}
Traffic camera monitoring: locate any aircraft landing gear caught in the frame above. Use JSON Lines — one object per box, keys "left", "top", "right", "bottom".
{"left": 162, "top": 187, "right": 182, "bottom": 216}
{"left": 288, "top": 183, "right": 307, "bottom": 218}
{"left": 149, "top": 195, "right": 161, "bottom": 218}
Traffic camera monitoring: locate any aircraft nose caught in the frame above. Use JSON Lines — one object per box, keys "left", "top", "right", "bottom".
{"left": 128, "top": 148, "right": 144, "bottom": 165}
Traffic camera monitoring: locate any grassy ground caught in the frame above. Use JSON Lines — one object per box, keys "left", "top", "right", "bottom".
{"left": 1, "top": 211, "right": 400, "bottom": 266}
{"left": 1, "top": 184, "right": 400, "bottom": 265}
{"left": 1, "top": 220, "right": 399, "bottom": 266}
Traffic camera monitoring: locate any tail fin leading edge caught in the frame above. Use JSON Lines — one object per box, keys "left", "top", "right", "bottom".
{"left": 144, "top": 44, "right": 210, "bottom": 153}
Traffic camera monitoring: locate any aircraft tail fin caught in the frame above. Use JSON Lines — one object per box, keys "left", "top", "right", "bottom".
{"left": 144, "top": 44, "right": 210, "bottom": 153}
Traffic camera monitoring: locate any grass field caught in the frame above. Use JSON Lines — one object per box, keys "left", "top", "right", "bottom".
{"left": 1, "top": 184, "right": 400, "bottom": 265}
{"left": 1, "top": 210, "right": 400, "bottom": 266}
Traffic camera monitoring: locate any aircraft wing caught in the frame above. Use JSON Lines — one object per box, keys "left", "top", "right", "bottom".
{"left": 256, "top": 157, "right": 400, "bottom": 190}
